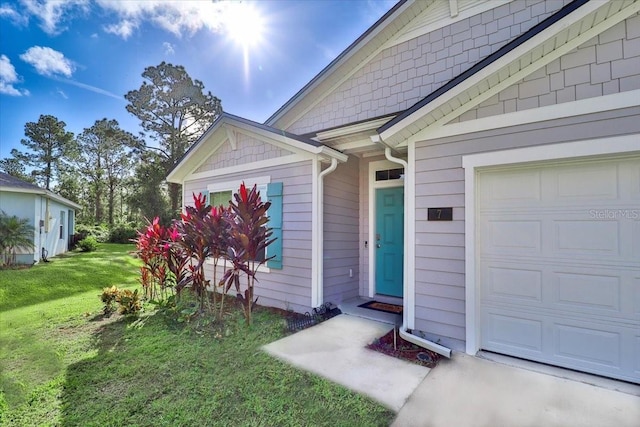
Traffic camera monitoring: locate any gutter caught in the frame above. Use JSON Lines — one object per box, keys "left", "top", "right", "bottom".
{"left": 372, "top": 135, "right": 452, "bottom": 358}
{"left": 312, "top": 158, "right": 339, "bottom": 307}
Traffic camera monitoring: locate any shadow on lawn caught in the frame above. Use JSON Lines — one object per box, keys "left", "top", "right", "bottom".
{"left": 59, "top": 315, "right": 139, "bottom": 427}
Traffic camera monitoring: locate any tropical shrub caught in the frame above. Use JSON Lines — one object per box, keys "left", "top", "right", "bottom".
{"left": 75, "top": 224, "right": 109, "bottom": 243}
{"left": 134, "top": 218, "right": 185, "bottom": 303}
{"left": 220, "top": 183, "right": 275, "bottom": 325}
{"left": 135, "top": 183, "right": 275, "bottom": 326}
{"left": 77, "top": 236, "right": 99, "bottom": 252}
{"left": 108, "top": 224, "right": 137, "bottom": 243}
{"left": 0, "top": 210, "right": 35, "bottom": 266}
{"left": 100, "top": 286, "right": 120, "bottom": 315}
{"left": 116, "top": 288, "right": 142, "bottom": 315}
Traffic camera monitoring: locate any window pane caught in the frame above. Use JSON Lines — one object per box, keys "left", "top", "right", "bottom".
{"left": 389, "top": 168, "right": 404, "bottom": 179}
{"left": 211, "top": 190, "right": 232, "bottom": 207}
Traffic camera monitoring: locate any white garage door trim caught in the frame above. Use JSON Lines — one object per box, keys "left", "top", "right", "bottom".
{"left": 462, "top": 134, "right": 640, "bottom": 378}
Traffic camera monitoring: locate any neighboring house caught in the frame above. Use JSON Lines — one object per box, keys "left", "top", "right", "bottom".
{"left": 168, "top": 0, "right": 640, "bottom": 384}
{"left": 0, "top": 172, "right": 80, "bottom": 264}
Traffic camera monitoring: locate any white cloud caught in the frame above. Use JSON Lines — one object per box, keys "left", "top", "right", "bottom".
{"left": 104, "top": 19, "right": 137, "bottom": 39}
{"left": 0, "top": 54, "right": 29, "bottom": 96}
{"left": 56, "top": 88, "right": 68, "bottom": 99}
{"left": 57, "top": 78, "right": 122, "bottom": 100}
{"left": 0, "top": 4, "right": 29, "bottom": 25}
{"left": 97, "top": 0, "right": 228, "bottom": 39}
{"left": 163, "top": 42, "right": 175, "bottom": 55}
{"left": 20, "top": 46, "right": 75, "bottom": 77}
{"left": 20, "top": 0, "right": 88, "bottom": 35}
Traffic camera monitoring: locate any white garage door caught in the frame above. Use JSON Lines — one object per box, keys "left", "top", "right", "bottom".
{"left": 478, "top": 155, "right": 640, "bottom": 383}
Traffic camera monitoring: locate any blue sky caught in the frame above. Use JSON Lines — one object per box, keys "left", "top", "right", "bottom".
{"left": 0, "top": 0, "right": 395, "bottom": 158}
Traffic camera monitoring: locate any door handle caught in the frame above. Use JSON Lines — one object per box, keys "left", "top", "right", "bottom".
{"left": 376, "top": 243, "right": 381, "bottom": 248}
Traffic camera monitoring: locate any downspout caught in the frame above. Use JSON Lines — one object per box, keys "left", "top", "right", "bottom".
{"left": 376, "top": 137, "right": 452, "bottom": 358}
{"left": 313, "top": 157, "right": 339, "bottom": 307}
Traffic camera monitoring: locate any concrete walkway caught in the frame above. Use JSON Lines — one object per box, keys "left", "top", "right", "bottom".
{"left": 263, "top": 315, "right": 430, "bottom": 411}
{"left": 263, "top": 314, "right": 640, "bottom": 426}
{"left": 393, "top": 352, "right": 640, "bottom": 427}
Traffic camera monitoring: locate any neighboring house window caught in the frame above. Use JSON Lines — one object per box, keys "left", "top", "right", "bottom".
{"left": 60, "top": 211, "right": 65, "bottom": 239}
{"left": 203, "top": 177, "right": 283, "bottom": 270}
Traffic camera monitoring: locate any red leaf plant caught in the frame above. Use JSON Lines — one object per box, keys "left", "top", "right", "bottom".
{"left": 134, "top": 217, "right": 184, "bottom": 302}
{"left": 134, "top": 184, "right": 275, "bottom": 326}
{"left": 219, "top": 183, "right": 275, "bottom": 325}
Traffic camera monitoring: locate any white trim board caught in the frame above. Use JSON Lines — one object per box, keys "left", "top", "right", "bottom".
{"left": 462, "top": 134, "right": 640, "bottom": 355}
{"left": 367, "top": 159, "right": 406, "bottom": 299}
{"left": 414, "top": 90, "right": 640, "bottom": 142}
{"left": 186, "top": 154, "right": 309, "bottom": 182}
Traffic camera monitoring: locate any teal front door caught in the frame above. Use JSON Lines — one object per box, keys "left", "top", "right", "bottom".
{"left": 375, "top": 187, "right": 404, "bottom": 297}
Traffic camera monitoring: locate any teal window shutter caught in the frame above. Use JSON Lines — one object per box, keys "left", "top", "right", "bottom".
{"left": 266, "top": 182, "right": 283, "bottom": 269}
{"left": 202, "top": 190, "right": 210, "bottom": 205}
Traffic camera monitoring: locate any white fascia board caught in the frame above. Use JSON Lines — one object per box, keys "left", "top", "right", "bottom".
{"left": 167, "top": 119, "right": 227, "bottom": 183}
{"left": 0, "top": 187, "right": 81, "bottom": 210}
{"left": 379, "top": 0, "right": 612, "bottom": 144}
{"left": 168, "top": 118, "right": 346, "bottom": 183}
{"left": 416, "top": 90, "right": 640, "bottom": 142}
{"left": 185, "top": 154, "right": 309, "bottom": 182}
{"left": 46, "top": 192, "right": 82, "bottom": 210}
{"left": 0, "top": 187, "right": 41, "bottom": 195}
{"left": 315, "top": 116, "right": 395, "bottom": 141}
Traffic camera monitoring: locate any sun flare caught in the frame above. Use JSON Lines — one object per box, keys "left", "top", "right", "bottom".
{"left": 224, "top": 2, "right": 265, "bottom": 49}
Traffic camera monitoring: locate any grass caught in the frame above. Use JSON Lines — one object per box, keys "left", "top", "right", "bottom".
{"left": 0, "top": 243, "right": 140, "bottom": 311}
{"left": 0, "top": 244, "right": 395, "bottom": 426}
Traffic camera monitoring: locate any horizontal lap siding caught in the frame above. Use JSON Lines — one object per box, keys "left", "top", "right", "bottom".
{"left": 324, "top": 155, "right": 360, "bottom": 304}
{"left": 184, "top": 160, "right": 314, "bottom": 313}
{"left": 413, "top": 106, "right": 640, "bottom": 351}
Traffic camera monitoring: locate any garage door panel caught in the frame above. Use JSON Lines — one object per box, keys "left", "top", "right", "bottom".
{"left": 486, "top": 267, "right": 542, "bottom": 302}
{"left": 554, "top": 323, "right": 621, "bottom": 368}
{"left": 483, "top": 311, "right": 543, "bottom": 353}
{"left": 484, "top": 220, "right": 541, "bottom": 254}
{"left": 478, "top": 155, "right": 640, "bottom": 383}
{"left": 554, "top": 220, "right": 620, "bottom": 255}
{"left": 554, "top": 163, "right": 618, "bottom": 201}
{"left": 554, "top": 272, "right": 620, "bottom": 312}
{"left": 479, "top": 169, "right": 541, "bottom": 204}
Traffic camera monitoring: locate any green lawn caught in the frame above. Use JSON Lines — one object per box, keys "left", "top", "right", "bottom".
{"left": 0, "top": 244, "right": 394, "bottom": 426}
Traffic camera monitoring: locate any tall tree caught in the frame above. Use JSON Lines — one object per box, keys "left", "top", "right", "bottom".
{"left": 75, "top": 119, "right": 141, "bottom": 226}
{"left": 125, "top": 62, "right": 222, "bottom": 213}
{"left": 128, "top": 152, "right": 172, "bottom": 226}
{"left": 11, "top": 114, "right": 75, "bottom": 190}
{"left": 0, "top": 158, "right": 35, "bottom": 184}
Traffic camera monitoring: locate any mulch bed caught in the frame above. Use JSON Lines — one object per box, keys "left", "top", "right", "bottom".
{"left": 367, "top": 327, "right": 440, "bottom": 368}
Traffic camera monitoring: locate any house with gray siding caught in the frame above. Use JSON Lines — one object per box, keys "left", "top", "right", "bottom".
{"left": 168, "top": 0, "right": 640, "bottom": 384}
{"left": 0, "top": 172, "right": 80, "bottom": 264}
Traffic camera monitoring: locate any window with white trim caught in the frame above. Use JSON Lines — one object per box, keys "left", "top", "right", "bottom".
{"left": 202, "top": 176, "right": 283, "bottom": 270}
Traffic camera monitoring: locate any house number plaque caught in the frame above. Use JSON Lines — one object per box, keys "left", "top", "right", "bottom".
{"left": 428, "top": 207, "right": 453, "bottom": 221}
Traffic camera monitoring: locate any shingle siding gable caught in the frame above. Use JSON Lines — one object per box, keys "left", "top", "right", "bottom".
{"left": 286, "top": 0, "right": 572, "bottom": 135}
{"left": 451, "top": 14, "right": 640, "bottom": 123}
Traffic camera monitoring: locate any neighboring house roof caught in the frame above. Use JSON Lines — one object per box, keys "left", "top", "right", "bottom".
{"left": 378, "top": 0, "right": 639, "bottom": 146}
{"left": 0, "top": 172, "right": 82, "bottom": 210}
{"left": 167, "top": 112, "right": 347, "bottom": 183}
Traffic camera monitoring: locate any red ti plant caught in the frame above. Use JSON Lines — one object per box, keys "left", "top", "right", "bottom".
{"left": 134, "top": 217, "right": 176, "bottom": 301}
{"left": 220, "top": 183, "right": 275, "bottom": 325}
{"left": 173, "top": 192, "right": 216, "bottom": 311}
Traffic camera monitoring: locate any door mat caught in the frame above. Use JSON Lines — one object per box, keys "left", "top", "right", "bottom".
{"left": 358, "top": 301, "right": 403, "bottom": 314}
